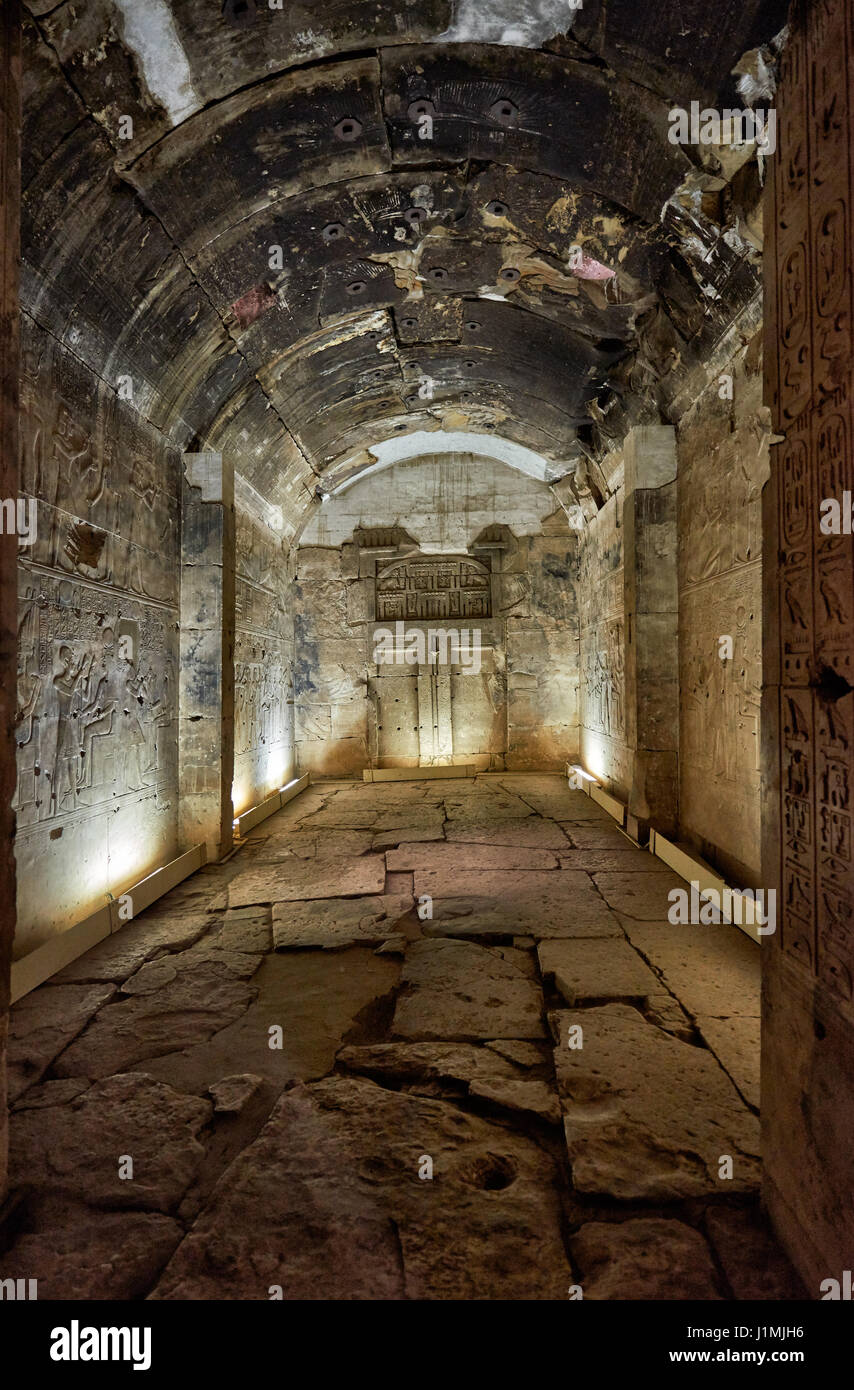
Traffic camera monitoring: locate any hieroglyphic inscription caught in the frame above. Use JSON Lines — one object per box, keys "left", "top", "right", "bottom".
{"left": 375, "top": 557, "right": 492, "bottom": 621}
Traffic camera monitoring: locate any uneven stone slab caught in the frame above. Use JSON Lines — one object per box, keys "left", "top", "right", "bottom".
{"left": 53, "top": 964, "right": 257, "bottom": 1079}
{"left": 645, "top": 993, "right": 696, "bottom": 1043}
{"left": 524, "top": 794, "right": 610, "bottom": 821}
{"left": 618, "top": 921, "right": 761, "bottom": 1019}
{"left": 253, "top": 829, "right": 375, "bottom": 860}
{"left": 7, "top": 983, "right": 117, "bottom": 1102}
{"left": 227, "top": 854, "right": 386, "bottom": 907}
{"left": 696, "top": 1014, "right": 761, "bottom": 1109}
{"left": 272, "top": 894, "right": 413, "bottom": 949}
{"left": 372, "top": 825, "right": 445, "bottom": 849}
{"left": 373, "top": 808, "right": 447, "bottom": 834}
{"left": 414, "top": 869, "right": 619, "bottom": 938}
{"left": 120, "top": 943, "right": 261, "bottom": 996}
{"left": 9, "top": 1073, "right": 211, "bottom": 1212}
{"left": 593, "top": 870, "right": 687, "bottom": 919}
{"left": 392, "top": 939, "right": 545, "bottom": 1041}
{"left": 423, "top": 893, "right": 623, "bottom": 941}
{"left": 51, "top": 912, "right": 213, "bottom": 985}
{"left": 0, "top": 1211, "right": 185, "bottom": 1300}
{"left": 387, "top": 842, "right": 558, "bottom": 872}
{"left": 295, "top": 807, "right": 380, "bottom": 828}
{"left": 12, "top": 1079, "right": 90, "bottom": 1111}
{"left": 559, "top": 850, "right": 669, "bottom": 873}
{"left": 208, "top": 1073, "right": 264, "bottom": 1113}
{"left": 445, "top": 818, "right": 570, "bottom": 848}
{"left": 150, "top": 1077, "right": 572, "bottom": 1300}
{"left": 339, "top": 1042, "right": 560, "bottom": 1123}
{"left": 444, "top": 792, "right": 534, "bottom": 821}
{"left": 570, "top": 1218, "right": 723, "bottom": 1300}
{"left": 209, "top": 908, "right": 272, "bottom": 954}
{"left": 538, "top": 938, "right": 660, "bottom": 1005}
{"left": 704, "top": 1206, "right": 807, "bottom": 1300}
{"left": 551, "top": 1004, "right": 760, "bottom": 1199}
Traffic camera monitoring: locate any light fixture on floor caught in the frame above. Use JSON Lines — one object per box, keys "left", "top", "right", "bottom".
{"left": 568, "top": 763, "right": 599, "bottom": 784}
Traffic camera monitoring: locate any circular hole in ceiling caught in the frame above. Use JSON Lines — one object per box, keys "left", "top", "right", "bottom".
{"left": 486, "top": 200, "right": 509, "bottom": 217}
{"left": 488, "top": 98, "right": 518, "bottom": 125}
{"left": 465, "top": 321, "right": 481, "bottom": 332}
{"left": 346, "top": 280, "right": 367, "bottom": 295}
{"left": 464, "top": 359, "right": 477, "bottom": 369}
{"left": 404, "top": 206, "right": 427, "bottom": 225}
{"left": 500, "top": 266, "right": 521, "bottom": 282}
{"left": 427, "top": 267, "right": 449, "bottom": 282}
{"left": 321, "top": 222, "right": 344, "bottom": 242}
{"left": 400, "top": 317, "right": 418, "bottom": 330}
{"left": 334, "top": 117, "right": 363, "bottom": 142}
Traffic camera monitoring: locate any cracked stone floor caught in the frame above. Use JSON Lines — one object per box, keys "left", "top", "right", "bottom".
{"left": 2, "top": 774, "right": 805, "bottom": 1300}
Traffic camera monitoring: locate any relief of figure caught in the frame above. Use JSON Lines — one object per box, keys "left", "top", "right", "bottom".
{"left": 46, "top": 643, "right": 88, "bottom": 816}
{"left": 77, "top": 630, "right": 119, "bottom": 790}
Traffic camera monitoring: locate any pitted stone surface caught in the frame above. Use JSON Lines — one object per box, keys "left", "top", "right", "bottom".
{"left": 0, "top": 1212, "right": 186, "bottom": 1301}
{"left": 272, "top": 893, "right": 413, "bottom": 949}
{"left": 550, "top": 1004, "right": 760, "bottom": 1199}
{"left": 415, "top": 869, "right": 619, "bottom": 938}
{"left": 9, "top": 1073, "right": 211, "bottom": 1212}
{"left": 393, "top": 939, "right": 546, "bottom": 1040}
{"left": 339, "top": 1042, "right": 560, "bottom": 1123}
{"left": 592, "top": 871, "right": 688, "bottom": 919}
{"left": 387, "top": 842, "right": 558, "bottom": 872}
{"left": 6, "top": 983, "right": 117, "bottom": 1101}
{"left": 150, "top": 1077, "right": 572, "bottom": 1300}
{"left": 228, "top": 854, "right": 386, "bottom": 907}
{"left": 570, "top": 1218, "right": 723, "bottom": 1300}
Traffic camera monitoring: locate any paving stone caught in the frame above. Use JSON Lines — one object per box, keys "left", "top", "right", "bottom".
{"left": 210, "top": 909, "right": 272, "bottom": 954}
{"left": 339, "top": 1042, "right": 560, "bottom": 1123}
{"left": 12, "top": 1079, "right": 90, "bottom": 1111}
{"left": 296, "top": 807, "right": 380, "bottom": 828}
{"left": 9, "top": 1073, "right": 211, "bottom": 1212}
{"left": 559, "top": 850, "right": 669, "bottom": 872}
{"left": 272, "top": 894, "right": 413, "bottom": 949}
{"left": 387, "top": 842, "right": 559, "bottom": 872}
{"left": 414, "top": 869, "right": 620, "bottom": 938}
{"left": 252, "top": 829, "right": 375, "bottom": 860}
{"left": 570, "top": 1218, "right": 723, "bottom": 1300}
{"left": 372, "top": 825, "right": 446, "bottom": 849}
{"left": 593, "top": 870, "right": 688, "bottom": 919}
{"left": 704, "top": 1206, "right": 807, "bottom": 1300}
{"left": 51, "top": 912, "right": 213, "bottom": 984}
{"left": 373, "top": 808, "right": 447, "bottom": 835}
{"left": 696, "top": 1015, "right": 761, "bottom": 1109}
{"left": 7, "top": 983, "right": 117, "bottom": 1101}
{"left": 444, "top": 792, "right": 534, "bottom": 821}
{"left": 444, "top": 818, "right": 570, "bottom": 848}
{"left": 374, "top": 934, "right": 407, "bottom": 956}
{"left": 392, "top": 939, "right": 545, "bottom": 1041}
{"left": 538, "top": 937, "right": 661, "bottom": 1004}
{"left": 0, "top": 1211, "right": 185, "bottom": 1300}
{"left": 619, "top": 921, "right": 761, "bottom": 1019}
{"left": 120, "top": 945, "right": 261, "bottom": 996}
{"left": 551, "top": 1003, "right": 760, "bottom": 1199}
{"left": 208, "top": 1073, "right": 264, "bottom": 1113}
{"left": 645, "top": 993, "right": 696, "bottom": 1043}
{"left": 52, "top": 965, "right": 258, "bottom": 1079}
{"left": 560, "top": 822, "right": 633, "bottom": 849}
{"left": 150, "top": 1077, "right": 572, "bottom": 1299}
{"left": 227, "top": 854, "right": 386, "bottom": 907}
{"left": 485, "top": 1040, "right": 549, "bottom": 1068}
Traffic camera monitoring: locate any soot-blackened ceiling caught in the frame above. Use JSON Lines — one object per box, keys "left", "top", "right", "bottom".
{"left": 22, "top": 0, "right": 787, "bottom": 532}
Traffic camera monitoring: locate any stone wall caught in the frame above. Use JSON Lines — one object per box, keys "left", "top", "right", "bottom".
{"left": 677, "top": 333, "right": 767, "bottom": 885}
{"left": 578, "top": 488, "right": 632, "bottom": 796}
{"left": 15, "top": 318, "right": 181, "bottom": 958}
{"left": 295, "top": 454, "right": 580, "bottom": 775}
{"left": 233, "top": 510, "right": 294, "bottom": 815}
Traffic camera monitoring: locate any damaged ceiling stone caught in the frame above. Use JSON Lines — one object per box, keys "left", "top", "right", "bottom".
{"left": 21, "top": 0, "right": 788, "bottom": 533}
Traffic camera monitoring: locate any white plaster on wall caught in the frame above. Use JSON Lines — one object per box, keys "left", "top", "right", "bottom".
{"left": 327, "top": 430, "right": 572, "bottom": 494}
{"left": 113, "top": 0, "right": 201, "bottom": 126}
{"left": 440, "top": 0, "right": 577, "bottom": 46}
{"left": 301, "top": 452, "right": 563, "bottom": 551}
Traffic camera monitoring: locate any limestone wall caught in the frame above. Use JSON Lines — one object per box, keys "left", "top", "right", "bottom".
{"left": 677, "top": 334, "right": 767, "bottom": 885}
{"left": 578, "top": 489, "right": 632, "bottom": 797}
{"left": 15, "top": 319, "right": 181, "bottom": 958}
{"left": 294, "top": 455, "right": 580, "bottom": 774}
{"left": 233, "top": 511, "right": 295, "bottom": 815}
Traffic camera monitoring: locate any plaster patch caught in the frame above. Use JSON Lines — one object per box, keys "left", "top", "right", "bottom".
{"left": 441, "top": 0, "right": 575, "bottom": 46}
{"left": 113, "top": 0, "right": 200, "bottom": 126}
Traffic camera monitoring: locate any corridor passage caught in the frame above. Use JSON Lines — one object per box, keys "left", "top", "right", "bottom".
{"left": 4, "top": 774, "right": 802, "bottom": 1300}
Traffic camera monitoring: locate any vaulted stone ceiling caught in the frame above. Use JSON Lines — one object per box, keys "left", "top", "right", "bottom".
{"left": 22, "top": 0, "right": 786, "bottom": 535}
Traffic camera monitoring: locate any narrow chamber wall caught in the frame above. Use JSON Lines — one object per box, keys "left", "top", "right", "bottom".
{"left": 15, "top": 319, "right": 181, "bottom": 959}
{"left": 293, "top": 454, "right": 580, "bottom": 775}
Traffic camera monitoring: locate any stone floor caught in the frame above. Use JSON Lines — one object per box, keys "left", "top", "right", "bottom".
{"left": 2, "top": 774, "right": 805, "bottom": 1300}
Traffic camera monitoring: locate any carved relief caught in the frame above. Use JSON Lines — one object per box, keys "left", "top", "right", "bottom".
{"left": 375, "top": 556, "right": 492, "bottom": 621}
